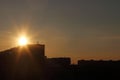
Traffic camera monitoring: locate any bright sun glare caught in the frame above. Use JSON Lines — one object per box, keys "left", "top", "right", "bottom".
{"left": 18, "top": 36, "right": 28, "bottom": 46}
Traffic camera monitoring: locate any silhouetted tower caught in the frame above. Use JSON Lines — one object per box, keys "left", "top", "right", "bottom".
{"left": 27, "top": 44, "right": 45, "bottom": 64}
{"left": 0, "top": 44, "right": 46, "bottom": 80}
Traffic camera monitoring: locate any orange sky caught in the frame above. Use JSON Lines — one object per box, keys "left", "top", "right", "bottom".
{"left": 0, "top": 0, "right": 120, "bottom": 63}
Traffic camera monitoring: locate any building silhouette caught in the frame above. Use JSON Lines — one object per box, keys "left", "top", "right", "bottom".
{"left": 0, "top": 44, "right": 46, "bottom": 80}
{"left": 47, "top": 57, "right": 71, "bottom": 67}
{"left": 0, "top": 44, "right": 120, "bottom": 80}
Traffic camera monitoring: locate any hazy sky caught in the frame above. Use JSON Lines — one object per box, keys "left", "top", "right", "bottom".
{"left": 0, "top": 0, "right": 120, "bottom": 63}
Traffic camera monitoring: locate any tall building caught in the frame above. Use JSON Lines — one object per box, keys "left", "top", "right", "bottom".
{"left": 0, "top": 44, "right": 46, "bottom": 64}
{"left": 26, "top": 44, "right": 46, "bottom": 64}
{"left": 0, "top": 44, "right": 46, "bottom": 80}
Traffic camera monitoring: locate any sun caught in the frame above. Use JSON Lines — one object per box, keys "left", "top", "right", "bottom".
{"left": 18, "top": 36, "right": 28, "bottom": 46}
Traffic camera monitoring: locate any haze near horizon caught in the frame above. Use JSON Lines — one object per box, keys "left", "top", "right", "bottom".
{"left": 0, "top": 0, "right": 120, "bottom": 63}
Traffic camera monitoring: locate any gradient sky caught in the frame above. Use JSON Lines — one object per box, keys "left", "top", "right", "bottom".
{"left": 0, "top": 0, "right": 120, "bottom": 63}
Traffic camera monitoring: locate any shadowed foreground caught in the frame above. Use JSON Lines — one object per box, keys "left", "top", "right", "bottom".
{"left": 0, "top": 44, "right": 120, "bottom": 80}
